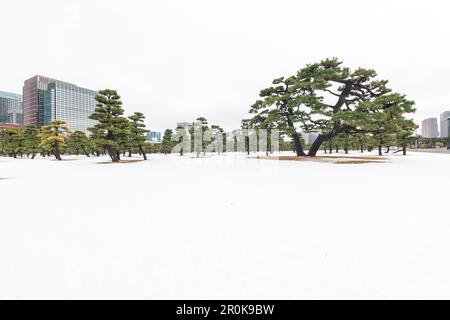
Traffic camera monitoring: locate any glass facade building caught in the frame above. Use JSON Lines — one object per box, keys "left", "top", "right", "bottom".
{"left": 23, "top": 75, "right": 97, "bottom": 132}
{"left": 147, "top": 131, "right": 162, "bottom": 143}
{"left": 0, "top": 91, "right": 23, "bottom": 125}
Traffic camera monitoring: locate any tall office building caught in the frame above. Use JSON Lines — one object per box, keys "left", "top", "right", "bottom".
{"left": 421, "top": 118, "right": 439, "bottom": 138}
{"left": 440, "top": 111, "right": 450, "bottom": 138}
{"left": 23, "top": 75, "right": 97, "bottom": 133}
{"left": 0, "top": 91, "right": 23, "bottom": 126}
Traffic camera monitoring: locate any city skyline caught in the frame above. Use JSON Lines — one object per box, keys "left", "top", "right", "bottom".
{"left": 1, "top": 0, "right": 450, "bottom": 132}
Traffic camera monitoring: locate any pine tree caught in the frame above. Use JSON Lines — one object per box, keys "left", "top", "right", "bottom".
{"left": 249, "top": 58, "right": 416, "bottom": 157}
{"left": 39, "top": 120, "right": 70, "bottom": 161}
{"left": 128, "top": 112, "right": 149, "bottom": 160}
{"left": 67, "top": 131, "right": 91, "bottom": 157}
{"left": 23, "top": 125, "right": 41, "bottom": 159}
{"left": 0, "top": 128, "right": 24, "bottom": 158}
{"left": 88, "top": 90, "right": 130, "bottom": 162}
{"left": 161, "top": 129, "right": 174, "bottom": 155}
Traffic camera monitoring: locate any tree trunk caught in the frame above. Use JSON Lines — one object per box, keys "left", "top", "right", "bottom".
{"left": 81, "top": 146, "right": 90, "bottom": 157}
{"left": 307, "top": 135, "right": 326, "bottom": 157}
{"left": 385, "top": 147, "right": 390, "bottom": 154}
{"left": 291, "top": 132, "right": 305, "bottom": 156}
{"left": 106, "top": 145, "right": 119, "bottom": 162}
{"left": 403, "top": 144, "right": 407, "bottom": 155}
{"left": 286, "top": 113, "right": 305, "bottom": 156}
{"left": 128, "top": 150, "right": 132, "bottom": 157}
{"left": 32, "top": 153, "right": 36, "bottom": 159}
{"left": 139, "top": 145, "right": 147, "bottom": 160}
{"left": 344, "top": 147, "right": 348, "bottom": 154}
{"left": 53, "top": 145, "right": 62, "bottom": 161}
{"left": 336, "top": 146, "right": 339, "bottom": 153}
{"left": 360, "top": 145, "right": 364, "bottom": 153}
{"left": 329, "top": 145, "right": 332, "bottom": 154}
{"left": 378, "top": 136, "right": 383, "bottom": 156}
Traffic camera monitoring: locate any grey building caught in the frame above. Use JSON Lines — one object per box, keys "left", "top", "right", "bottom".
{"left": 0, "top": 91, "right": 23, "bottom": 125}
{"left": 421, "top": 118, "right": 439, "bottom": 138}
{"left": 440, "top": 111, "right": 450, "bottom": 138}
{"left": 23, "top": 75, "right": 97, "bottom": 133}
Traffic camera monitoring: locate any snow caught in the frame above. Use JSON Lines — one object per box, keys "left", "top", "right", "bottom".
{"left": 1, "top": 151, "right": 450, "bottom": 299}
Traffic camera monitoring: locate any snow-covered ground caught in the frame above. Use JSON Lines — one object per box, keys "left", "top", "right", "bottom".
{"left": 0, "top": 151, "right": 449, "bottom": 299}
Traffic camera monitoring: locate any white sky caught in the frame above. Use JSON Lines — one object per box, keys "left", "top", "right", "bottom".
{"left": 1, "top": 0, "right": 450, "bottom": 132}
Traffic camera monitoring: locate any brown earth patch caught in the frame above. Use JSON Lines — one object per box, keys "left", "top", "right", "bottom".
{"left": 253, "top": 155, "right": 386, "bottom": 164}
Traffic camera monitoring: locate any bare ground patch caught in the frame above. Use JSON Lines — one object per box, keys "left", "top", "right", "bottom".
{"left": 97, "top": 159, "right": 145, "bottom": 164}
{"left": 252, "top": 155, "right": 387, "bottom": 164}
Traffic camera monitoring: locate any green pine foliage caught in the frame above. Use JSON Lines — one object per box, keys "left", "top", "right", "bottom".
{"left": 0, "top": 128, "right": 24, "bottom": 158}
{"left": 128, "top": 112, "right": 149, "bottom": 160}
{"left": 67, "top": 131, "right": 92, "bottom": 157}
{"left": 249, "top": 58, "right": 417, "bottom": 156}
{"left": 23, "top": 125, "right": 41, "bottom": 159}
{"left": 88, "top": 89, "right": 130, "bottom": 162}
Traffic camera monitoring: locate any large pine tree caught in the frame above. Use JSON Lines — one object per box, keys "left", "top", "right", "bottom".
{"left": 249, "top": 58, "right": 416, "bottom": 157}
{"left": 88, "top": 90, "right": 130, "bottom": 162}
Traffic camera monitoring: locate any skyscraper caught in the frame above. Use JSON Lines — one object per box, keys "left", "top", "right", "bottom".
{"left": 440, "top": 111, "right": 450, "bottom": 138}
{"left": 0, "top": 91, "right": 23, "bottom": 126}
{"left": 23, "top": 75, "right": 97, "bottom": 133}
{"left": 421, "top": 118, "right": 439, "bottom": 138}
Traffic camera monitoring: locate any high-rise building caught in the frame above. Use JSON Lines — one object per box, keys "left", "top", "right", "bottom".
{"left": 440, "top": 111, "right": 450, "bottom": 138}
{"left": 421, "top": 118, "right": 439, "bottom": 138}
{"left": 0, "top": 91, "right": 23, "bottom": 126}
{"left": 23, "top": 75, "right": 97, "bottom": 133}
{"left": 147, "top": 131, "right": 161, "bottom": 143}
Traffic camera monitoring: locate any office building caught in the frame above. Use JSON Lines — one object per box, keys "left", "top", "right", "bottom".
{"left": 147, "top": 131, "right": 161, "bottom": 143}
{"left": 421, "top": 118, "right": 439, "bottom": 138}
{"left": 23, "top": 75, "right": 97, "bottom": 133}
{"left": 440, "top": 111, "right": 450, "bottom": 138}
{"left": 0, "top": 91, "right": 23, "bottom": 126}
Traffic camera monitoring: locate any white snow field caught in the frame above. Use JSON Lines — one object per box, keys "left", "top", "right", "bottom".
{"left": 0, "top": 151, "right": 449, "bottom": 299}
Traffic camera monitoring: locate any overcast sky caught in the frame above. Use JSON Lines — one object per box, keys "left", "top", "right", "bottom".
{"left": 1, "top": 0, "right": 450, "bottom": 132}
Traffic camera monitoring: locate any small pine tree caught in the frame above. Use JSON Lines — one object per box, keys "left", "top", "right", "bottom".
{"left": 39, "top": 120, "right": 70, "bottom": 161}
{"left": 23, "top": 125, "right": 41, "bottom": 159}
{"left": 128, "top": 112, "right": 149, "bottom": 160}
{"left": 0, "top": 128, "right": 24, "bottom": 158}
{"left": 161, "top": 129, "right": 173, "bottom": 155}
{"left": 67, "top": 131, "right": 91, "bottom": 157}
